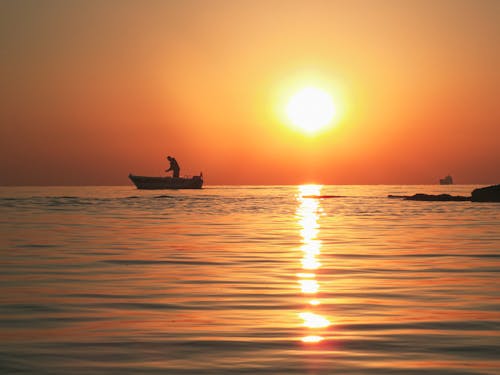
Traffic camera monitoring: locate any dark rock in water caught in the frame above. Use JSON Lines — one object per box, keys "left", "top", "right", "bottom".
{"left": 388, "top": 185, "right": 500, "bottom": 202}
{"left": 471, "top": 184, "right": 500, "bottom": 202}
{"left": 387, "top": 194, "right": 469, "bottom": 201}
{"left": 404, "top": 193, "right": 470, "bottom": 202}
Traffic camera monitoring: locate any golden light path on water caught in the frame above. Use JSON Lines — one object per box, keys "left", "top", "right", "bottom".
{"left": 296, "top": 185, "right": 331, "bottom": 343}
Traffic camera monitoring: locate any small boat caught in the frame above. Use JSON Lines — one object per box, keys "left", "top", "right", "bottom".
{"left": 439, "top": 175, "right": 453, "bottom": 185}
{"left": 129, "top": 174, "right": 203, "bottom": 190}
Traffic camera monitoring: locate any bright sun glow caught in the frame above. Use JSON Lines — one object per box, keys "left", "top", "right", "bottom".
{"left": 299, "top": 312, "right": 331, "bottom": 328}
{"left": 301, "top": 335, "right": 323, "bottom": 343}
{"left": 286, "top": 87, "right": 336, "bottom": 133}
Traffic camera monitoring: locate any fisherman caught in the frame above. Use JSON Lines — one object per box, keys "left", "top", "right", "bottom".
{"left": 166, "top": 156, "right": 180, "bottom": 178}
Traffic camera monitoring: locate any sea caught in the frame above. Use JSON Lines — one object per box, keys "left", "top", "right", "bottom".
{"left": 0, "top": 185, "right": 499, "bottom": 374}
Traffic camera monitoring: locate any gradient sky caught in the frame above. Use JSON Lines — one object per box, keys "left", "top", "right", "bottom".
{"left": 1, "top": 0, "right": 499, "bottom": 185}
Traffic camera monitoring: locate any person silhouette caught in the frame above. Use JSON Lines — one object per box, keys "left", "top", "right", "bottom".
{"left": 166, "top": 156, "right": 180, "bottom": 178}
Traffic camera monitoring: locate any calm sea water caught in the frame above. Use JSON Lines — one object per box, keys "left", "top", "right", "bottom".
{"left": 0, "top": 185, "right": 499, "bottom": 374}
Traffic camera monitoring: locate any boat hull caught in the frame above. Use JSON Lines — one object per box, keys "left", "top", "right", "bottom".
{"left": 129, "top": 174, "right": 203, "bottom": 189}
{"left": 440, "top": 178, "right": 453, "bottom": 185}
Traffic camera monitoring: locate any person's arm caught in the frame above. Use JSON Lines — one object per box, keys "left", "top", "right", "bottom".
{"left": 165, "top": 166, "right": 172, "bottom": 172}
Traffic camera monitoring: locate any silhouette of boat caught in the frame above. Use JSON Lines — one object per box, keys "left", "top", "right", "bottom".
{"left": 439, "top": 175, "right": 453, "bottom": 185}
{"left": 129, "top": 174, "right": 203, "bottom": 189}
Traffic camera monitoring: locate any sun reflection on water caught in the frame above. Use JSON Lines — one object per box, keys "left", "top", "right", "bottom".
{"left": 296, "top": 185, "right": 331, "bottom": 344}
{"left": 299, "top": 312, "right": 331, "bottom": 328}
{"left": 299, "top": 279, "right": 319, "bottom": 294}
{"left": 301, "top": 335, "right": 323, "bottom": 343}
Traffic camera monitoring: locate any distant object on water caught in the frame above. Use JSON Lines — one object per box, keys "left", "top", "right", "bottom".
{"left": 129, "top": 174, "right": 203, "bottom": 190}
{"left": 439, "top": 175, "right": 453, "bottom": 185}
{"left": 129, "top": 155, "right": 203, "bottom": 189}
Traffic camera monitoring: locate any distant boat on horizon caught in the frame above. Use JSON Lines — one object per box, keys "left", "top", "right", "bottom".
{"left": 439, "top": 175, "right": 453, "bottom": 185}
{"left": 128, "top": 173, "right": 203, "bottom": 190}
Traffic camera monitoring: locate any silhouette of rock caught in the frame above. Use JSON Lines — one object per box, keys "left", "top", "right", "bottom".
{"left": 405, "top": 193, "right": 470, "bottom": 201}
{"left": 471, "top": 184, "right": 500, "bottom": 202}
{"left": 387, "top": 194, "right": 470, "bottom": 201}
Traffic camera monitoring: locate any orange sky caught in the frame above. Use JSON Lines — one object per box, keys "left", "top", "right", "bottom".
{"left": 1, "top": 0, "right": 499, "bottom": 185}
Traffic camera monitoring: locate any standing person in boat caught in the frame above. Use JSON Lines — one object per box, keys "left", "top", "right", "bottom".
{"left": 166, "top": 156, "right": 180, "bottom": 178}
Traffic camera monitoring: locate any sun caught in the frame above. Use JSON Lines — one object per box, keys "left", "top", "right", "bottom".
{"left": 286, "top": 87, "right": 336, "bottom": 133}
